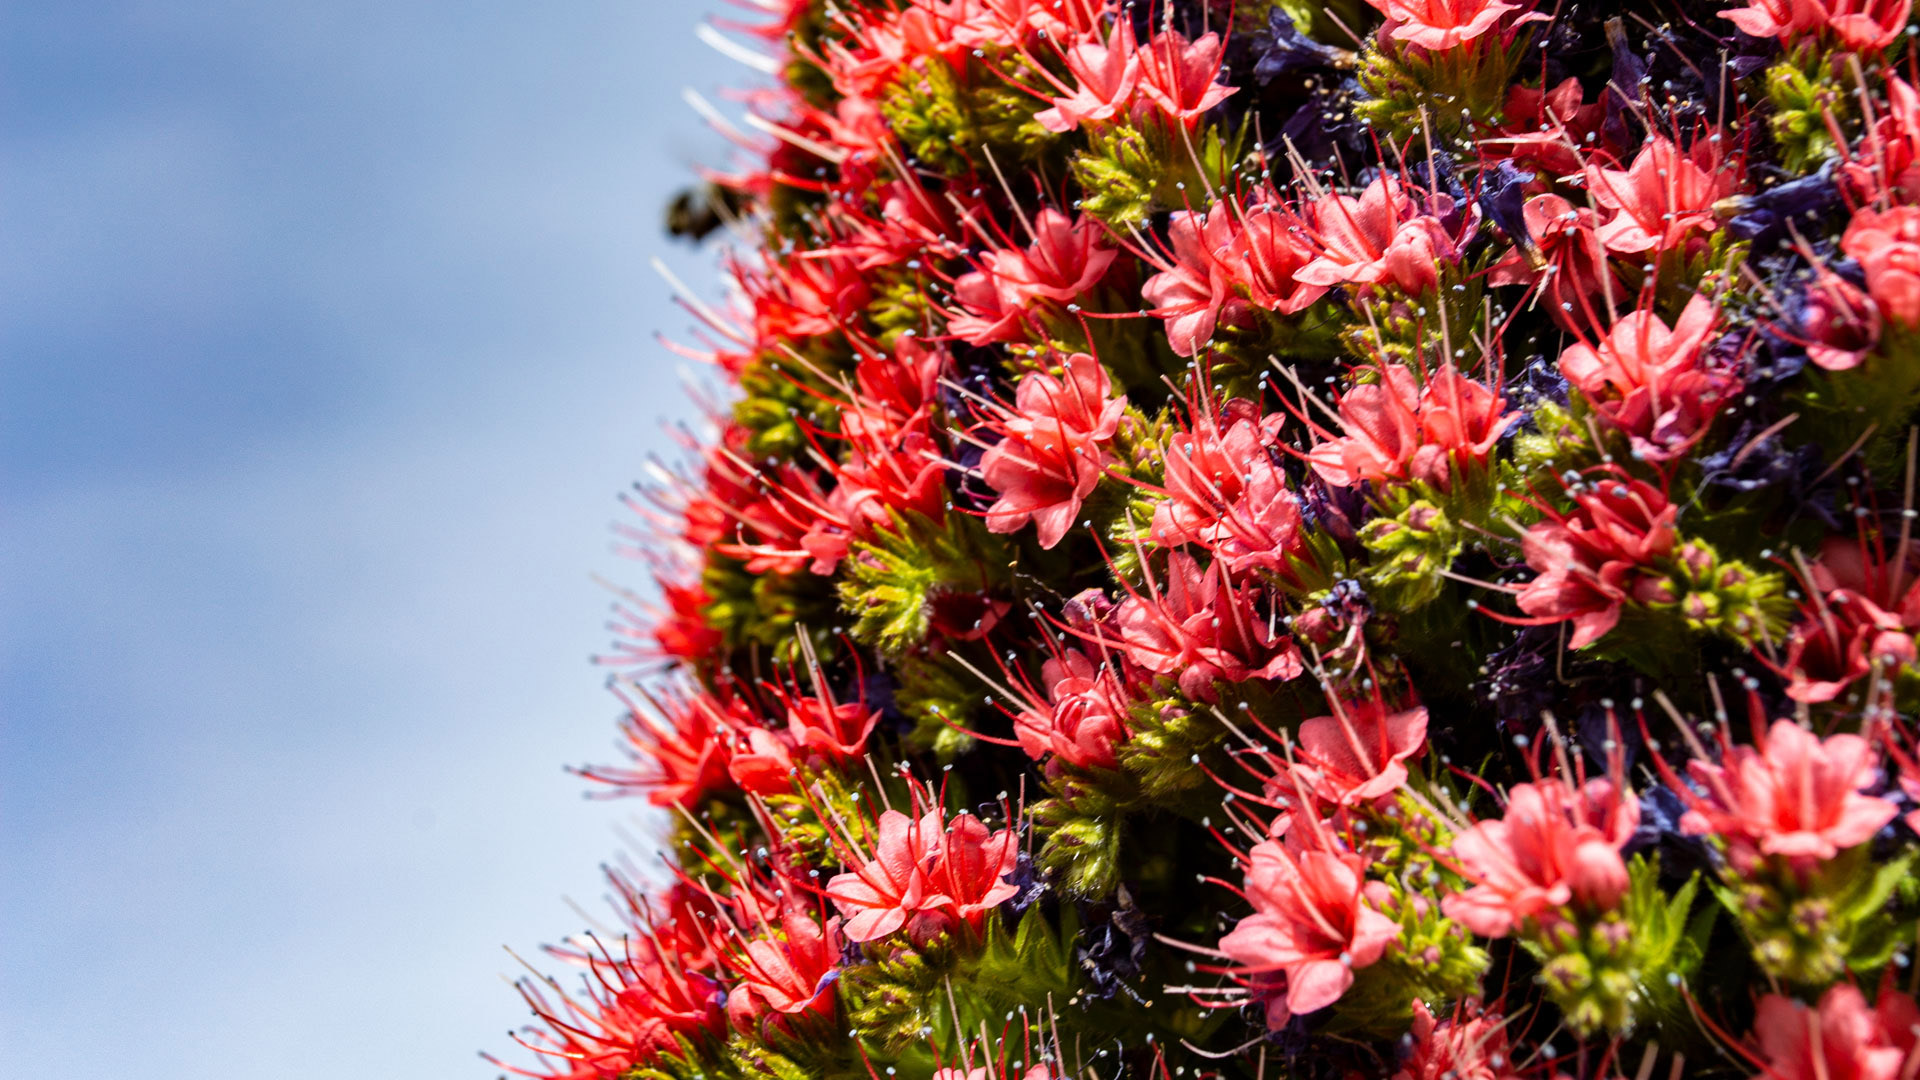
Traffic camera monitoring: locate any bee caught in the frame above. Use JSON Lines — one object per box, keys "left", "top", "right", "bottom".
{"left": 665, "top": 182, "right": 747, "bottom": 242}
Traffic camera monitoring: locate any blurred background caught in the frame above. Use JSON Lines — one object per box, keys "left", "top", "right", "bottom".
{"left": 1, "top": 3, "right": 745, "bottom": 1076}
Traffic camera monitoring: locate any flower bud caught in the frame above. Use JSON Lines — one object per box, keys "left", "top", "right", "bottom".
{"left": 1568, "top": 838, "right": 1630, "bottom": 913}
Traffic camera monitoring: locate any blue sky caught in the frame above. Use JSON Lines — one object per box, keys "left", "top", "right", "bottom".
{"left": 0, "top": 3, "right": 750, "bottom": 1076}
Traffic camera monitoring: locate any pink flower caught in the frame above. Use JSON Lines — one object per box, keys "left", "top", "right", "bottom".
{"left": 825, "top": 806, "right": 1018, "bottom": 944}
{"left": 785, "top": 694, "right": 883, "bottom": 764}
{"left": 1292, "top": 698, "right": 1430, "bottom": 806}
{"left": 1110, "top": 551, "right": 1304, "bottom": 702}
{"left": 1135, "top": 30, "right": 1235, "bottom": 122}
{"left": 1442, "top": 776, "right": 1639, "bottom": 938}
{"left": 1722, "top": 0, "right": 1911, "bottom": 52}
{"left": 1142, "top": 208, "right": 1237, "bottom": 355}
{"left": 979, "top": 353, "right": 1127, "bottom": 548}
{"left": 1295, "top": 177, "right": 1462, "bottom": 296}
{"left": 1364, "top": 0, "right": 1545, "bottom": 50}
{"left": 1843, "top": 205, "right": 1920, "bottom": 330}
{"left": 987, "top": 209, "right": 1118, "bottom": 306}
{"left": 1149, "top": 398, "right": 1287, "bottom": 547}
{"left": 1035, "top": 17, "right": 1140, "bottom": 133}
{"left": 1844, "top": 76, "right": 1920, "bottom": 204}
{"left": 1558, "top": 293, "right": 1732, "bottom": 461}
{"left": 1231, "top": 202, "right": 1329, "bottom": 315}
{"left": 1014, "top": 648, "right": 1130, "bottom": 771}
{"left": 1393, "top": 1000, "right": 1522, "bottom": 1080}
{"left": 1749, "top": 986, "right": 1914, "bottom": 1080}
{"left": 1675, "top": 718, "right": 1898, "bottom": 868}
{"left": 825, "top": 809, "right": 935, "bottom": 942}
{"left": 1218, "top": 842, "right": 1399, "bottom": 1024}
{"left": 1513, "top": 472, "right": 1677, "bottom": 649}
{"left": 921, "top": 809, "right": 1021, "bottom": 931}
{"left": 1587, "top": 135, "right": 1741, "bottom": 255}
{"left": 1306, "top": 365, "right": 1512, "bottom": 493}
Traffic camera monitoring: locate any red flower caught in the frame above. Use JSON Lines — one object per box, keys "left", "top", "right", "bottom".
{"left": 1775, "top": 536, "right": 1920, "bottom": 702}
{"left": 1306, "top": 365, "right": 1512, "bottom": 493}
{"left": 1110, "top": 551, "right": 1304, "bottom": 701}
{"left": 1142, "top": 208, "right": 1237, "bottom": 356}
{"left": 1206, "top": 462, "right": 1314, "bottom": 583}
{"left": 713, "top": 460, "right": 847, "bottom": 576}
{"left": 724, "top": 908, "right": 844, "bottom": 1037}
{"left": 581, "top": 683, "right": 741, "bottom": 809}
{"left": 1141, "top": 198, "right": 1328, "bottom": 356}
{"left": 1135, "top": 30, "right": 1235, "bottom": 123}
{"left": 847, "top": 336, "right": 948, "bottom": 440}
{"left": 826, "top": 808, "right": 936, "bottom": 942}
{"left": 804, "top": 428, "right": 948, "bottom": 576}
{"left": 1231, "top": 202, "right": 1329, "bottom": 315}
{"left": 1720, "top": 0, "right": 1829, "bottom": 41}
{"left": 1722, "top": 0, "right": 1911, "bottom": 52}
{"left": 1844, "top": 76, "right": 1920, "bottom": 204}
{"left": 1441, "top": 775, "right": 1639, "bottom": 937}
{"left": 1558, "top": 293, "right": 1731, "bottom": 461}
{"left": 726, "top": 726, "right": 801, "bottom": 796}
{"left": 1295, "top": 177, "right": 1463, "bottom": 296}
{"left": 1292, "top": 698, "right": 1430, "bottom": 807}
{"left": 1035, "top": 16, "right": 1140, "bottom": 133}
{"left": 1675, "top": 718, "right": 1898, "bottom": 869}
{"left": 1495, "top": 79, "right": 1604, "bottom": 177}
{"left": 950, "top": 266, "right": 1031, "bottom": 345}
{"left": 979, "top": 353, "right": 1127, "bottom": 549}
{"left": 985, "top": 208, "right": 1119, "bottom": 306}
{"left": 1013, "top": 647, "right": 1131, "bottom": 771}
{"left": 1796, "top": 265, "right": 1882, "bottom": 372}
{"left": 1587, "top": 135, "right": 1742, "bottom": 256}
{"left": 1363, "top": 0, "right": 1545, "bottom": 51}
{"left": 1486, "top": 193, "right": 1623, "bottom": 336}
{"left": 783, "top": 692, "right": 883, "bottom": 764}
{"left": 1393, "top": 1000, "right": 1522, "bottom": 1080}
{"left": 1513, "top": 471, "right": 1677, "bottom": 648}
{"left": 921, "top": 808, "right": 1022, "bottom": 931}
{"left": 826, "top": 805, "right": 1018, "bottom": 944}
{"left": 1749, "top": 985, "right": 1917, "bottom": 1080}
{"left": 1217, "top": 841, "right": 1399, "bottom": 1024}
{"left": 742, "top": 248, "right": 873, "bottom": 342}
{"left": 1843, "top": 205, "right": 1920, "bottom": 330}
{"left": 1149, "top": 398, "right": 1288, "bottom": 548}
{"left": 599, "top": 574, "right": 725, "bottom": 670}
{"left": 500, "top": 936, "right": 725, "bottom": 1079}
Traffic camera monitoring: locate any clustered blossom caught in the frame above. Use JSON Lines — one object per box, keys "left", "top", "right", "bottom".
{"left": 1443, "top": 774, "right": 1639, "bottom": 937}
{"left": 979, "top": 352, "right": 1127, "bottom": 549}
{"left": 1307, "top": 364, "right": 1513, "bottom": 492}
{"left": 1662, "top": 710, "right": 1899, "bottom": 872}
{"left": 492, "top": 0, "right": 1920, "bottom": 1078}
{"left": 1511, "top": 471, "right": 1678, "bottom": 648}
{"left": 826, "top": 805, "right": 1020, "bottom": 944}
